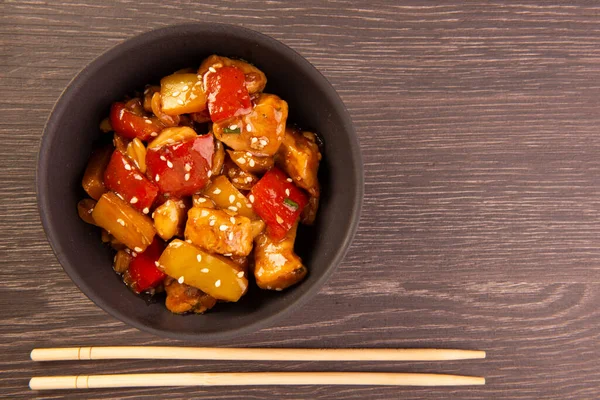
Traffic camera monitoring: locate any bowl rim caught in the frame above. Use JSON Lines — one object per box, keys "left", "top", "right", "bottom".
{"left": 36, "top": 22, "right": 364, "bottom": 341}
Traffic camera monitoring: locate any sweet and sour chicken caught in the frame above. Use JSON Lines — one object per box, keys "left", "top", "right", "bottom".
{"left": 77, "top": 55, "right": 322, "bottom": 314}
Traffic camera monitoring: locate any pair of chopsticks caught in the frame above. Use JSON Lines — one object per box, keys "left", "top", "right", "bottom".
{"left": 29, "top": 346, "right": 486, "bottom": 390}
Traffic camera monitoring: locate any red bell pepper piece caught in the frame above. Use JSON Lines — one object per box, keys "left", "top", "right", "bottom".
{"left": 146, "top": 134, "right": 214, "bottom": 197}
{"left": 204, "top": 66, "right": 252, "bottom": 123}
{"left": 250, "top": 167, "right": 308, "bottom": 240}
{"left": 126, "top": 237, "right": 166, "bottom": 293}
{"left": 110, "top": 102, "right": 164, "bottom": 140}
{"left": 103, "top": 150, "right": 159, "bottom": 213}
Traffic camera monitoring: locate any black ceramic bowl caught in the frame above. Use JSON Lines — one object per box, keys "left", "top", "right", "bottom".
{"left": 37, "top": 23, "right": 363, "bottom": 341}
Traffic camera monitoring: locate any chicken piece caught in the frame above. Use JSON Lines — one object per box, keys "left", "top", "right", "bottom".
{"left": 277, "top": 127, "right": 321, "bottom": 197}
{"left": 213, "top": 93, "right": 288, "bottom": 156}
{"left": 82, "top": 145, "right": 113, "bottom": 200}
{"left": 254, "top": 223, "right": 307, "bottom": 290}
{"left": 185, "top": 207, "right": 253, "bottom": 257}
{"left": 199, "top": 55, "right": 267, "bottom": 94}
{"left": 164, "top": 277, "right": 217, "bottom": 314}
{"left": 223, "top": 157, "right": 259, "bottom": 191}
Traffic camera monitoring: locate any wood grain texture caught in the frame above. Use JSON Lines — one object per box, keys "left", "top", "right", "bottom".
{"left": 1, "top": 1, "right": 600, "bottom": 399}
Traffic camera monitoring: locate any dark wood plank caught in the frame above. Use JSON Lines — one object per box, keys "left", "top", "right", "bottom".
{"left": 1, "top": 1, "right": 599, "bottom": 399}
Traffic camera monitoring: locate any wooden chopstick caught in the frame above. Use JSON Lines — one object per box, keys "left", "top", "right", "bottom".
{"left": 29, "top": 372, "right": 485, "bottom": 390}
{"left": 31, "top": 346, "right": 486, "bottom": 362}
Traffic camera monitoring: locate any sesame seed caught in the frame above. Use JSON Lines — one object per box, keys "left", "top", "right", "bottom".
{"left": 207, "top": 170, "right": 212, "bottom": 177}
{"left": 236, "top": 157, "right": 246, "bottom": 164}
{"left": 259, "top": 139, "right": 268, "bottom": 146}
{"left": 201, "top": 268, "right": 209, "bottom": 273}
{"left": 134, "top": 174, "right": 142, "bottom": 180}
{"left": 184, "top": 163, "right": 192, "bottom": 171}
{"left": 228, "top": 232, "right": 233, "bottom": 241}
{"left": 178, "top": 276, "right": 185, "bottom": 284}
{"left": 215, "top": 280, "right": 221, "bottom": 287}
{"left": 167, "top": 160, "right": 173, "bottom": 168}
{"left": 219, "top": 225, "right": 228, "bottom": 231}
{"left": 247, "top": 203, "right": 252, "bottom": 208}
{"left": 285, "top": 189, "right": 290, "bottom": 196}
{"left": 116, "top": 193, "right": 124, "bottom": 200}
{"left": 287, "top": 178, "right": 293, "bottom": 183}
{"left": 209, "top": 220, "right": 216, "bottom": 226}
{"left": 246, "top": 124, "right": 252, "bottom": 132}
{"left": 124, "top": 163, "right": 131, "bottom": 171}
{"left": 151, "top": 212, "right": 155, "bottom": 218}
{"left": 179, "top": 203, "right": 185, "bottom": 209}
{"left": 200, "top": 209, "right": 209, "bottom": 217}
{"left": 276, "top": 215, "right": 284, "bottom": 224}
{"left": 177, "top": 99, "right": 184, "bottom": 105}
{"left": 275, "top": 287, "right": 283, "bottom": 291}
{"left": 223, "top": 253, "right": 232, "bottom": 256}
{"left": 256, "top": 267, "right": 264, "bottom": 277}
{"left": 130, "top": 197, "right": 138, "bottom": 204}
{"left": 117, "top": 218, "right": 125, "bottom": 226}
{"left": 131, "top": 252, "right": 137, "bottom": 257}
{"left": 171, "top": 241, "right": 182, "bottom": 248}
{"left": 251, "top": 137, "right": 258, "bottom": 144}
{"left": 144, "top": 119, "right": 152, "bottom": 124}
{"left": 249, "top": 159, "right": 255, "bottom": 167}
{"left": 172, "top": 91, "right": 180, "bottom": 97}
{"left": 182, "top": 85, "right": 189, "bottom": 91}
{"left": 155, "top": 174, "right": 160, "bottom": 182}
{"left": 213, "top": 188, "right": 221, "bottom": 195}
{"left": 229, "top": 194, "right": 235, "bottom": 203}
{"left": 134, "top": 247, "right": 143, "bottom": 253}
{"left": 249, "top": 194, "right": 255, "bottom": 203}
{"left": 208, "top": 67, "right": 216, "bottom": 73}
{"left": 160, "top": 155, "right": 166, "bottom": 161}
{"left": 154, "top": 261, "right": 160, "bottom": 267}
{"left": 143, "top": 207, "right": 149, "bottom": 214}
{"left": 196, "top": 254, "right": 202, "bottom": 262}
{"left": 267, "top": 286, "right": 272, "bottom": 290}
{"left": 151, "top": 132, "right": 158, "bottom": 137}
{"left": 237, "top": 271, "right": 244, "bottom": 278}
{"left": 198, "top": 197, "right": 206, "bottom": 203}
{"left": 229, "top": 124, "right": 238, "bottom": 130}
{"left": 245, "top": 177, "right": 252, "bottom": 183}
{"left": 228, "top": 206, "right": 238, "bottom": 212}
{"left": 230, "top": 217, "right": 236, "bottom": 224}
{"left": 186, "top": 239, "right": 192, "bottom": 243}
{"left": 236, "top": 202, "right": 242, "bottom": 208}
{"left": 184, "top": 173, "right": 190, "bottom": 181}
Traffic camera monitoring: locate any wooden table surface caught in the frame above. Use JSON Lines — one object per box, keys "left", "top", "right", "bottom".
{"left": 2, "top": 1, "right": 600, "bottom": 399}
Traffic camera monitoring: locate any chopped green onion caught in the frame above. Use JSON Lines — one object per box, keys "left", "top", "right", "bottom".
{"left": 283, "top": 198, "right": 299, "bottom": 210}
{"left": 223, "top": 127, "right": 241, "bottom": 134}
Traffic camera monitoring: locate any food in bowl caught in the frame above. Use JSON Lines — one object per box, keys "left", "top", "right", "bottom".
{"left": 77, "top": 55, "right": 322, "bottom": 315}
